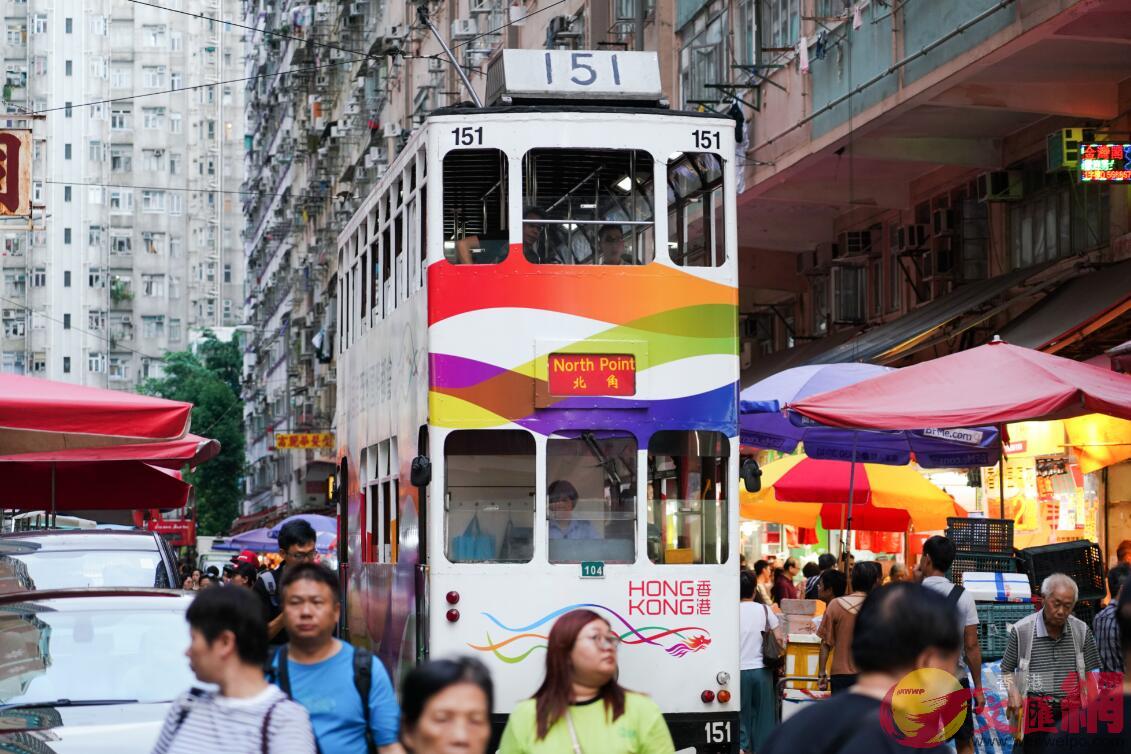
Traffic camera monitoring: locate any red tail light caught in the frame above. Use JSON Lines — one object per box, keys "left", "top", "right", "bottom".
{"left": 717, "top": 689, "right": 731, "bottom": 704}
{"left": 446, "top": 591, "right": 460, "bottom": 605}
{"left": 446, "top": 608, "right": 460, "bottom": 622}
{"left": 700, "top": 690, "right": 715, "bottom": 703}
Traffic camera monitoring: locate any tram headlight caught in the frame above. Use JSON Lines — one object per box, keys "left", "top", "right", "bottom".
{"left": 716, "top": 671, "right": 730, "bottom": 686}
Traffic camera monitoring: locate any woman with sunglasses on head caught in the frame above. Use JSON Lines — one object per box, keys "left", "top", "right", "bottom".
{"left": 498, "top": 609, "right": 675, "bottom": 754}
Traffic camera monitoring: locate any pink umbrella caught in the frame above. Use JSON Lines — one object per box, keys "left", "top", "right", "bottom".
{"left": 790, "top": 339, "right": 1131, "bottom": 430}
{"left": 0, "top": 434, "right": 219, "bottom": 469}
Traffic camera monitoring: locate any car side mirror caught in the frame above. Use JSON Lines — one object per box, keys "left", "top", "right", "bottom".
{"left": 741, "top": 458, "right": 762, "bottom": 493}
{"left": 410, "top": 455, "right": 432, "bottom": 488}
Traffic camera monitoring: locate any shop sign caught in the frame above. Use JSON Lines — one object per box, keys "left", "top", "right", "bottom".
{"left": 548, "top": 353, "right": 635, "bottom": 396}
{"left": 148, "top": 518, "right": 195, "bottom": 547}
{"left": 0, "top": 130, "right": 31, "bottom": 217}
{"left": 922, "top": 427, "right": 985, "bottom": 445}
{"left": 274, "top": 432, "right": 334, "bottom": 450}
{"left": 1080, "top": 143, "right": 1131, "bottom": 182}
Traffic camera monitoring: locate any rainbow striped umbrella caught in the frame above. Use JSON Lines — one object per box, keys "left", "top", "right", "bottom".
{"left": 740, "top": 455, "right": 963, "bottom": 532}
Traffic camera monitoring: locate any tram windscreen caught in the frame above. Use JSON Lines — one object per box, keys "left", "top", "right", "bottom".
{"left": 522, "top": 149, "right": 654, "bottom": 265}
{"left": 443, "top": 149, "right": 509, "bottom": 265}
{"left": 546, "top": 432, "right": 637, "bottom": 564}
{"left": 648, "top": 430, "right": 729, "bottom": 564}
{"left": 444, "top": 430, "right": 535, "bottom": 563}
{"left": 667, "top": 152, "right": 726, "bottom": 267}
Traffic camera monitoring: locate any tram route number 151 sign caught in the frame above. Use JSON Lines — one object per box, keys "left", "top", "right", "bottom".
{"left": 548, "top": 353, "right": 636, "bottom": 397}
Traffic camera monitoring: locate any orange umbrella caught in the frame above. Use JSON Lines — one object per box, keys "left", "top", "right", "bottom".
{"left": 741, "top": 455, "right": 963, "bottom": 532}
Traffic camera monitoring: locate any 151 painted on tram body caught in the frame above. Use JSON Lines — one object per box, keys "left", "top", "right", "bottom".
{"left": 333, "top": 49, "right": 741, "bottom": 753}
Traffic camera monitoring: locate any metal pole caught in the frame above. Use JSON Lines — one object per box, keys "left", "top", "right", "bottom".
{"left": 634, "top": 0, "right": 646, "bottom": 51}
{"left": 418, "top": 4, "right": 483, "bottom": 108}
{"left": 843, "top": 432, "right": 860, "bottom": 562}
{"left": 998, "top": 423, "right": 1006, "bottom": 519}
{"left": 50, "top": 463, "right": 56, "bottom": 527}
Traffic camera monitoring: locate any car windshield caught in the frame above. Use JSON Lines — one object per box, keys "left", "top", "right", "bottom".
{"left": 0, "top": 549, "right": 169, "bottom": 591}
{"left": 0, "top": 605, "right": 195, "bottom": 706}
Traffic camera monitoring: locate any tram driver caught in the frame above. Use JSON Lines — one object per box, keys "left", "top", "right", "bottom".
{"left": 547, "top": 480, "right": 599, "bottom": 540}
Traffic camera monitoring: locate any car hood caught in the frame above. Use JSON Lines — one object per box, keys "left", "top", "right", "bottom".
{"left": 0, "top": 702, "right": 169, "bottom": 754}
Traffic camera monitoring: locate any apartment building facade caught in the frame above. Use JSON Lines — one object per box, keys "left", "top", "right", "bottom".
{"left": 2, "top": 0, "right": 245, "bottom": 388}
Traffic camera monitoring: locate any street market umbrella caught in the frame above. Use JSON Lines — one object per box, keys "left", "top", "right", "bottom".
{"left": 740, "top": 363, "right": 1001, "bottom": 467}
{"left": 213, "top": 527, "right": 335, "bottom": 554}
{"left": 268, "top": 514, "right": 336, "bottom": 537}
{"left": 0, "top": 461, "right": 191, "bottom": 510}
{"left": 739, "top": 455, "right": 964, "bottom": 533}
{"left": 789, "top": 339, "right": 1131, "bottom": 430}
{"left": 0, "top": 434, "right": 220, "bottom": 469}
{"left": 0, "top": 373, "right": 192, "bottom": 454}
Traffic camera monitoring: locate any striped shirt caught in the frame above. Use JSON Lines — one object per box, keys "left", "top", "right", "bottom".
{"left": 152, "top": 685, "right": 316, "bottom": 754}
{"left": 1092, "top": 603, "right": 1124, "bottom": 674}
{"left": 1000, "top": 614, "right": 1101, "bottom": 701}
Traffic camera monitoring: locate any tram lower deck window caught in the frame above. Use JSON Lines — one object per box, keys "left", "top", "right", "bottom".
{"left": 443, "top": 149, "right": 509, "bottom": 265}
{"left": 522, "top": 149, "right": 654, "bottom": 265}
{"left": 546, "top": 431, "right": 637, "bottom": 564}
{"left": 647, "top": 430, "right": 729, "bottom": 564}
{"left": 444, "top": 430, "right": 535, "bottom": 563}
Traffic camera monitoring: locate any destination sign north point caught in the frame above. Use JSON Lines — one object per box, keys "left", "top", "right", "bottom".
{"left": 548, "top": 353, "right": 636, "bottom": 396}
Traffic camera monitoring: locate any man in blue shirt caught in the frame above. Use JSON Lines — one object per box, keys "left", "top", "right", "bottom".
{"left": 274, "top": 563, "right": 403, "bottom": 754}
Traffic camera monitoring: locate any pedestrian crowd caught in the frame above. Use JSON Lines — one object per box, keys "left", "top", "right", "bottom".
{"left": 157, "top": 520, "right": 1131, "bottom": 754}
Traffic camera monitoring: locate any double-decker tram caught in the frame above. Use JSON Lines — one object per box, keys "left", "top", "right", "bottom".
{"left": 333, "top": 48, "right": 740, "bottom": 752}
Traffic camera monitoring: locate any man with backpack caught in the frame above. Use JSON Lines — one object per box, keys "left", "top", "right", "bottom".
{"left": 269, "top": 562, "right": 403, "bottom": 754}
{"left": 255, "top": 519, "right": 319, "bottom": 645}
{"left": 152, "top": 586, "right": 315, "bottom": 754}
{"left": 916, "top": 534, "right": 984, "bottom": 754}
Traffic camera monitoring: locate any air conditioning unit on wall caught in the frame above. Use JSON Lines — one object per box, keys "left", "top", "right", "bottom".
{"left": 977, "top": 170, "right": 1023, "bottom": 202}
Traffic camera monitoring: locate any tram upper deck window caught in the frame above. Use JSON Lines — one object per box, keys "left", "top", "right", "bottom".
{"left": 547, "top": 431, "right": 637, "bottom": 564}
{"left": 647, "top": 430, "right": 729, "bottom": 564}
{"left": 522, "top": 149, "right": 654, "bottom": 265}
{"left": 443, "top": 149, "right": 509, "bottom": 265}
{"left": 668, "top": 153, "right": 725, "bottom": 267}
{"left": 444, "top": 430, "right": 534, "bottom": 563}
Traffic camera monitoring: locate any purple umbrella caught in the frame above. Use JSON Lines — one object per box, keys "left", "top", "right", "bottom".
{"left": 213, "top": 527, "right": 276, "bottom": 552}
{"left": 268, "top": 514, "right": 336, "bottom": 538}
{"left": 740, "top": 363, "right": 1001, "bottom": 468}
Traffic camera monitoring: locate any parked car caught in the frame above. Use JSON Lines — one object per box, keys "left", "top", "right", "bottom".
{"left": 0, "top": 530, "right": 179, "bottom": 593}
{"left": 0, "top": 589, "right": 198, "bottom": 752}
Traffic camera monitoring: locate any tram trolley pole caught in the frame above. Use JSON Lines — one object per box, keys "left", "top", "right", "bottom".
{"left": 416, "top": 4, "right": 484, "bottom": 108}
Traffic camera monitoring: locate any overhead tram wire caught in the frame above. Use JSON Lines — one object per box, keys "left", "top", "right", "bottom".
{"left": 0, "top": 295, "right": 167, "bottom": 363}
{"left": 29, "top": 0, "right": 568, "bottom": 118}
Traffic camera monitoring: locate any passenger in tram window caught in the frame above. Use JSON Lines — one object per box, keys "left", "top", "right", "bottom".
{"left": 454, "top": 207, "right": 556, "bottom": 265}
{"left": 547, "top": 480, "right": 598, "bottom": 540}
{"left": 595, "top": 224, "right": 634, "bottom": 266}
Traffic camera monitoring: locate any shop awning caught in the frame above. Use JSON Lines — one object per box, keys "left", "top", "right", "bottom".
{"left": 742, "top": 265, "right": 1038, "bottom": 385}
{"left": 999, "top": 259, "right": 1131, "bottom": 356}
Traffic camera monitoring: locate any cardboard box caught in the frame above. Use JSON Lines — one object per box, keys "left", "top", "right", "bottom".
{"left": 964, "top": 572, "right": 1032, "bottom": 602}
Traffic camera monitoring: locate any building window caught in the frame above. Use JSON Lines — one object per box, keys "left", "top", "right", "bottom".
{"left": 88, "top": 141, "right": 102, "bottom": 161}
{"left": 88, "top": 352, "right": 105, "bottom": 373}
{"left": 223, "top": 263, "right": 232, "bottom": 283}
{"left": 64, "top": 143, "right": 72, "bottom": 160}
{"left": 142, "top": 149, "right": 164, "bottom": 171}
{"left": 88, "top": 226, "right": 102, "bottom": 247}
{"left": 141, "top": 190, "right": 165, "bottom": 212}
{"left": 680, "top": 11, "right": 726, "bottom": 107}
{"left": 169, "top": 154, "right": 181, "bottom": 175}
{"left": 110, "top": 234, "right": 131, "bottom": 255}
{"left": 64, "top": 186, "right": 71, "bottom": 202}
{"left": 65, "top": 17, "right": 72, "bottom": 33}
{"left": 170, "top": 71, "right": 182, "bottom": 90}
{"left": 169, "top": 113, "right": 182, "bottom": 134}
{"left": 1009, "top": 169, "right": 1109, "bottom": 269}
{"left": 761, "top": 0, "right": 800, "bottom": 62}
{"left": 108, "top": 190, "right": 132, "bottom": 212}
{"left": 169, "top": 318, "right": 182, "bottom": 341}
{"left": 169, "top": 193, "right": 183, "bottom": 214}
{"left": 88, "top": 268, "right": 105, "bottom": 288}
{"left": 169, "top": 275, "right": 181, "bottom": 298}
{"left": 108, "top": 356, "right": 129, "bottom": 381}
{"left": 170, "top": 237, "right": 182, "bottom": 257}
{"left": 32, "top": 14, "right": 46, "bottom": 34}
{"left": 142, "top": 315, "right": 165, "bottom": 338}
{"left": 63, "top": 228, "right": 71, "bottom": 244}
{"left": 2, "top": 352, "right": 27, "bottom": 375}
{"left": 142, "top": 66, "right": 165, "bottom": 88}
{"left": 111, "top": 108, "right": 130, "bottom": 130}
{"left": 32, "top": 268, "right": 46, "bottom": 287}
{"left": 222, "top": 298, "right": 233, "bottom": 320}
{"left": 65, "top": 60, "right": 73, "bottom": 76}
{"left": 142, "top": 274, "right": 165, "bottom": 297}
{"left": 110, "top": 146, "right": 131, "bottom": 172}
{"left": 63, "top": 356, "right": 71, "bottom": 374}
{"left": 63, "top": 313, "right": 71, "bottom": 330}
{"left": 142, "top": 232, "right": 164, "bottom": 254}
{"left": 111, "top": 66, "right": 130, "bottom": 88}
{"left": 2, "top": 310, "right": 25, "bottom": 338}
{"left": 64, "top": 102, "right": 73, "bottom": 117}
{"left": 142, "top": 24, "right": 167, "bottom": 46}
{"left": 142, "top": 108, "right": 165, "bottom": 129}
{"left": 170, "top": 31, "right": 182, "bottom": 51}
{"left": 88, "top": 310, "right": 105, "bottom": 330}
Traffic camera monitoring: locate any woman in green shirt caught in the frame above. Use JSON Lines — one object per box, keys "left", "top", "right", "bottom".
{"left": 498, "top": 608, "right": 675, "bottom": 754}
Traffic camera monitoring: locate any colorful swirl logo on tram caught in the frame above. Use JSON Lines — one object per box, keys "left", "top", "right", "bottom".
{"left": 466, "top": 603, "right": 712, "bottom": 664}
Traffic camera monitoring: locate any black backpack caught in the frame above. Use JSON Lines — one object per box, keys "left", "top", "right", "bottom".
{"left": 268, "top": 645, "right": 376, "bottom": 754}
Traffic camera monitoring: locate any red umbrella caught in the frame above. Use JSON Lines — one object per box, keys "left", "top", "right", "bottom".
{"left": 0, "top": 374, "right": 192, "bottom": 454}
{"left": 790, "top": 339, "right": 1131, "bottom": 430}
{"left": 0, "top": 461, "right": 191, "bottom": 510}
{"left": 0, "top": 434, "right": 220, "bottom": 469}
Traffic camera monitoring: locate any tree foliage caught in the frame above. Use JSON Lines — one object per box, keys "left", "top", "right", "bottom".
{"left": 141, "top": 332, "right": 246, "bottom": 536}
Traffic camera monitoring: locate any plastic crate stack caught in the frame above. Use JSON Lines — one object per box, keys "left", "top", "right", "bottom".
{"left": 946, "top": 517, "right": 1033, "bottom": 660}
{"left": 1019, "top": 541, "right": 1106, "bottom": 625}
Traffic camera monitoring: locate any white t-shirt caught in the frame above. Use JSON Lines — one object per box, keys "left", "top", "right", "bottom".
{"left": 152, "top": 684, "right": 315, "bottom": 754}
{"left": 739, "top": 600, "right": 780, "bottom": 671}
{"left": 922, "top": 575, "right": 979, "bottom": 673}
